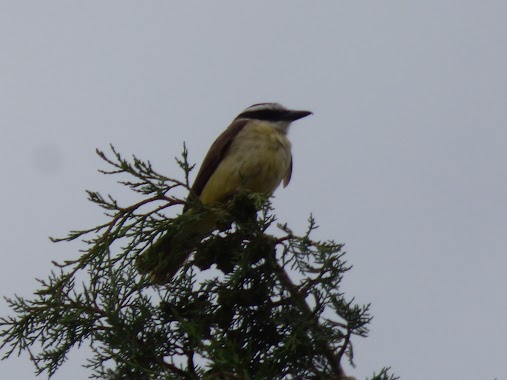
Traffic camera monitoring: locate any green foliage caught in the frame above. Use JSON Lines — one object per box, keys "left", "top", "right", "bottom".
{"left": 369, "top": 368, "right": 399, "bottom": 380}
{"left": 0, "top": 146, "right": 397, "bottom": 380}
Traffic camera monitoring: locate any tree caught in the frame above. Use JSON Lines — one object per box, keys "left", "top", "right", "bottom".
{"left": 0, "top": 146, "right": 397, "bottom": 380}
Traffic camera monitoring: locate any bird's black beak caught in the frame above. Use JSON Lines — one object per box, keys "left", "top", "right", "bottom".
{"left": 285, "top": 110, "right": 313, "bottom": 121}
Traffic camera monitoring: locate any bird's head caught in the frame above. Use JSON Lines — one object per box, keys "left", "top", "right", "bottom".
{"left": 235, "top": 103, "right": 312, "bottom": 133}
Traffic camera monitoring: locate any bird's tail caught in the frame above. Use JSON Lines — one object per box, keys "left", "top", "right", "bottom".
{"left": 136, "top": 210, "right": 217, "bottom": 283}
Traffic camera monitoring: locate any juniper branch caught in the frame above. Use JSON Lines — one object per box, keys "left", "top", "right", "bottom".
{"left": 0, "top": 145, "right": 396, "bottom": 380}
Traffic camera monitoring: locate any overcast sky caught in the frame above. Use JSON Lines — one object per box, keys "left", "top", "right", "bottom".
{"left": 1, "top": 2, "right": 506, "bottom": 379}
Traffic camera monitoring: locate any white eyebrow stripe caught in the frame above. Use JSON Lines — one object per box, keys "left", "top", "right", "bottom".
{"left": 241, "top": 103, "right": 286, "bottom": 113}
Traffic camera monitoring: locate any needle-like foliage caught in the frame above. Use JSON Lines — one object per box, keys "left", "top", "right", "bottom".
{"left": 0, "top": 146, "right": 397, "bottom": 380}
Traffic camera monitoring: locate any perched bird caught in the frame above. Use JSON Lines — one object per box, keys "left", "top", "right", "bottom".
{"left": 137, "top": 103, "right": 312, "bottom": 282}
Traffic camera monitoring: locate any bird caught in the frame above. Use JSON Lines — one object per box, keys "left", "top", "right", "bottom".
{"left": 137, "top": 103, "right": 312, "bottom": 283}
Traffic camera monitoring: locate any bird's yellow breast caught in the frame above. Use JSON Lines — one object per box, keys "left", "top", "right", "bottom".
{"left": 200, "top": 121, "right": 292, "bottom": 205}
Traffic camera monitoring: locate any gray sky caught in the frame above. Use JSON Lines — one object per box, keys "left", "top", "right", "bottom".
{"left": 1, "top": 2, "right": 506, "bottom": 379}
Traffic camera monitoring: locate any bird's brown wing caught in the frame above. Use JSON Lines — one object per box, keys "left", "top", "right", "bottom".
{"left": 187, "top": 119, "right": 249, "bottom": 206}
{"left": 283, "top": 154, "right": 292, "bottom": 188}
